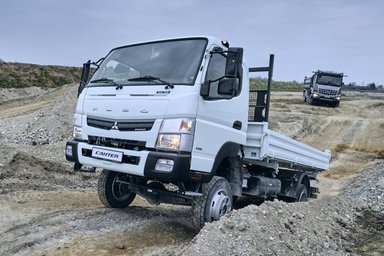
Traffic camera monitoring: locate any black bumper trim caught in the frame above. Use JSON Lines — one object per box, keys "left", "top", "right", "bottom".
{"left": 144, "top": 152, "right": 191, "bottom": 182}
{"left": 65, "top": 140, "right": 80, "bottom": 163}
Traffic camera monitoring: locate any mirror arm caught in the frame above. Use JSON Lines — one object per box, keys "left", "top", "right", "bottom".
{"left": 78, "top": 60, "right": 91, "bottom": 97}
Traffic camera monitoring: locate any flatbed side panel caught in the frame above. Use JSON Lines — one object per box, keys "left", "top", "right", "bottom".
{"left": 244, "top": 122, "right": 331, "bottom": 171}
{"left": 244, "top": 122, "right": 268, "bottom": 160}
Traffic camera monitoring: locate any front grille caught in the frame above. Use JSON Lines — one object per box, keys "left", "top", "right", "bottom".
{"left": 87, "top": 117, "right": 154, "bottom": 131}
{"left": 82, "top": 149, "right": 140, "bottom": 165}
{"left": 88, "top": 136, "right": 146, "bottom": 151}
{"left": 117, "top": 121, "right": 154, "bottom": 131}
{"left": 319, "top": 88, "right": 338, "bottom": 96}
{"left": 87, "top": 117, "right": 114, "bottom": 130}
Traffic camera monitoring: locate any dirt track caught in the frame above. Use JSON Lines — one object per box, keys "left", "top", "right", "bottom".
{"left": 0, "top": 85, "right": 383, "bottom": 255}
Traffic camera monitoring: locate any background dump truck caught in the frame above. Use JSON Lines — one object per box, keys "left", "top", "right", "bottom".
{"left": 303, "top": 70, "right": 344, "bottom": 107}
{"left": 65, "top": 36, "right": 331, "bottom": 233}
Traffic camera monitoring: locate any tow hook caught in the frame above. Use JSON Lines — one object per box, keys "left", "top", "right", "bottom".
{"left": 73, "top": 163, "right": 96, "bottom": 173}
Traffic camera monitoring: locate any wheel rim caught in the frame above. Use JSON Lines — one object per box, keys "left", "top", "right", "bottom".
{"left": 298, "top": 190, "right": 308, "bottom": 202}
{"left": 208, "top": 189, "right": 231, "bottom": 221}
{"left": 112, "top": 174, "right": 132, "bottom": 202}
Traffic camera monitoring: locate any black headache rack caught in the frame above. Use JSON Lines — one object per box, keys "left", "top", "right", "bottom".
{"left": 248, "top": 54, "right": 274, "bottom": 122}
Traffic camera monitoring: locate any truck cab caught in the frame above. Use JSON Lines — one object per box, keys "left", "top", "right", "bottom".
{"left": 303, "top": 70, "right": 344, "bottom": 107}
{"left": 66, "top": 37, "right": 246, "bottom": 183}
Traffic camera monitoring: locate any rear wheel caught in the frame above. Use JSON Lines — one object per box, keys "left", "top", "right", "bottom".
{"left": 296, "top": 184, "right": 308, "bottom": 202}
{"left": 192, "top": 176, "right": 233, "bottom": 233}
{"left": 98, "top": 169, "right": 136, "bottom": 208}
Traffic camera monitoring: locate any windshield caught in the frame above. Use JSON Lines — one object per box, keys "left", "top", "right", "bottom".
{"left": 89, "top": 38, "right": 207, "bottom": 86}
{"left": 316, "top": 74, "right": 343, "bottom": 87}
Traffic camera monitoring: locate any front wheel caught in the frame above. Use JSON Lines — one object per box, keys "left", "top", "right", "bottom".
{"left": 191, "top": 176, "right": 233, "bottom": 233}
{"left": 307, "top": 96, "right": 313, "bottom": 105}
{"left": 97, "top": 169, "right": 136, "bottom": 208}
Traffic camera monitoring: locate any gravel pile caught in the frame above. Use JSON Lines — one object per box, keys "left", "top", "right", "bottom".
{"left": 0, "top": 84, "right": 76, "bottom": 146}
{"left": 180, "top": 162, "right": 384, "bottom": 256}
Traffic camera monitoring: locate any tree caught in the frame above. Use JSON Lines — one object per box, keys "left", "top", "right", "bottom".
{"left": 367, "top": 83, "right": 376, "bottom": 90}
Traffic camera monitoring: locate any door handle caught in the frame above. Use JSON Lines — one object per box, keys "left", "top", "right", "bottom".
{"left": 233, "top": 120, "right": 242, "bottom": 130}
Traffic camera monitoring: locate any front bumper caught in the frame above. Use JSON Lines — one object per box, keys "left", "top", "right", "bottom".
{"left": 311, "top": 94, "right": 340, "bottom": 102}
{"left": 65, "top": 140, "right": 191, "bottom": 182}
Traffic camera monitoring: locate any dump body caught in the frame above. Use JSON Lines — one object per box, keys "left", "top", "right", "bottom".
{"left": 244, "top": 122, "right": 330, "bottom": 171}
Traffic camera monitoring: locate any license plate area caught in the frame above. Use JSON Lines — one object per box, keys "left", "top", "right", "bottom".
{"left": 91, "top": 147, "right": 123, "bottom": 163}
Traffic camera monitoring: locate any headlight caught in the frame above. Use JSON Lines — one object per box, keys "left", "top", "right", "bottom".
{"left": 312, "top": 92, "right": 319, "bottom": 98}
{"left": 155, "top": 118, "right": 195, "bottom": 152}
{"left": 156, "top": 134, "right": 181, "bottom": 151}
{"left": 336, "top": 96, "right": 341, "bottom": 101}
{"left": 73, "top": 126, "right": 83, "bottom": 139}
{"left": 72, "top": 113, "right": 83, "bottom": 139}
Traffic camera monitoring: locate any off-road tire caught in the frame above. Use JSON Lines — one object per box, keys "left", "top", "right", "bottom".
{"left": 191, "top": 176, "right": 233, "bottom": 234}
{"left": 296, "top": 184, "right": 308, "bottom": 202}
{"left": 307, "top": 96, "right": 313, "bottom": 105}
{"left": 98, "top": 169, "right": 136, "bottom": 208}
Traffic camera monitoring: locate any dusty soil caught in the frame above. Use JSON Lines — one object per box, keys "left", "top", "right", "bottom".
{"left": 0, "top": 86, "right": 383, "bottom": 255}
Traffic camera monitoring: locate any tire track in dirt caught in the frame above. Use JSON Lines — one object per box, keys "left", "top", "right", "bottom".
{"left": 0, "top": 86, "right": 70, "bottom": 119}
{"left": 0, "top": 189, "right": 193, "bottom": 256}
{"left": 270, "top": 92, "right": 384, "bottom": 197}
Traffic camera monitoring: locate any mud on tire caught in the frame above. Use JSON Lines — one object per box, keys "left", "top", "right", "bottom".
{"left": 191, "top": 176, "right": 233, "bottom": 234}
{"left": 97, "top": 169, "right": 136, "bottom": 208}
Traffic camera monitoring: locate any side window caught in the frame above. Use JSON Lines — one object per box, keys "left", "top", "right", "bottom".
{"left": 205, "top": 51, "right": 227, "bottom": 98}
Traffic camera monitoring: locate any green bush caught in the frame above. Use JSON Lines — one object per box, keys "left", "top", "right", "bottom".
{"left": 0, "top": 62, "right": 82, "bottom": 88}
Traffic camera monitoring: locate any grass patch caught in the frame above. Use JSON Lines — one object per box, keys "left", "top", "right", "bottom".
{"left": 0, "top": 62, "right": 82, "bottom": 88}
{"left": 250, "top": 77, "right": 302, "bottom": 92}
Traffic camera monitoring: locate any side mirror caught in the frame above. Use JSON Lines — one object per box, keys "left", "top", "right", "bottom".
{"left": 218, "top": 78, "right": 239, "bottom": 96}
{"left": 78, "top": 60, "right": 91, "bottom": 97}
{"left": 225, "top": 47, "right": 243, "bottom": 77}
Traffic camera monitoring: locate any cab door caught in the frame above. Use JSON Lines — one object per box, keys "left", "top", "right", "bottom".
{"left": 191, "top": 46, "right": 248, "bottom": 173}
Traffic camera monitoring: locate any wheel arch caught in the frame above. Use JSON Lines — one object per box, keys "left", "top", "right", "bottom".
{"left": 300, "top": 174, "right": 310, "bottom": 195}
{"left": 210, "top": 142, "right": 240, "bottom": 177}
{"left": 278, "top": 169, "right": 311, "bottom": 199}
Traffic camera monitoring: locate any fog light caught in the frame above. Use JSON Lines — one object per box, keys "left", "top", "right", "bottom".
{"left": 155, "top": 159, "right": 174, "bottom": 172}
{"left": 66, "top": 145, "right": 73, "bottom": 157}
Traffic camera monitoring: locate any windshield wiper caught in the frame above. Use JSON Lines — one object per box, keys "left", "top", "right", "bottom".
{"left": 90, "top": 78, "right": 123, "bottom": 90}
{"left": 128, "top": 75, "right": 174, "bottom": 89}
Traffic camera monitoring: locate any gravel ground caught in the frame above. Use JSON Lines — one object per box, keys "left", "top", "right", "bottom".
{"left": 0, "top": 85, "right": 383, "bottom": 255}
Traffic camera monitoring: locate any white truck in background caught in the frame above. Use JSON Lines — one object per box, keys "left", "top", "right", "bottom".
{"left": 303, "top": 70, "right": 344, "bottom": 107}
{"left": 65, "top": 36, "right": 331, "bottom": 233}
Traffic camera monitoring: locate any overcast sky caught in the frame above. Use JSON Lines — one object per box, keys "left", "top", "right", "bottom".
{"left": 1, "top": 0, "right": 383, "bottom": 85}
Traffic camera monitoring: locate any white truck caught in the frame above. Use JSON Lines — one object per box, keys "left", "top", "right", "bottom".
{"left": 303, "top": 70, "right": 344, "bottom": 107}
{"left": 65, "top": 36, "right": 331, "bottom": 233}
